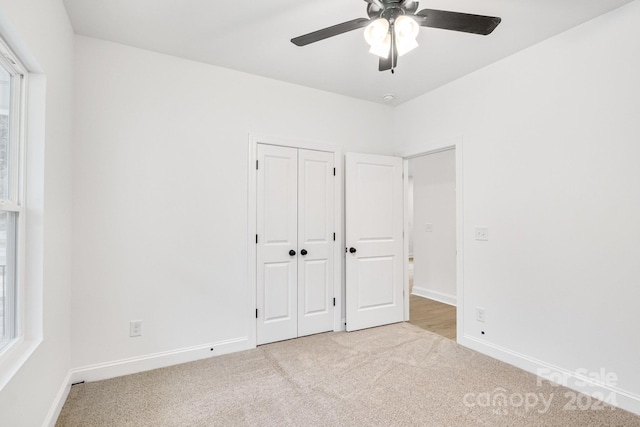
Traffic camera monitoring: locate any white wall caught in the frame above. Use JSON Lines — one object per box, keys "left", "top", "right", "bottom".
{"left": 71, "top": 36, "right": 393, "bottom": 372}
{"left": 410, "top": 150, "right": 456, "bottom": 305}
{"left": 394, "top": 0, "right": 640, "bottom": 412}
{"left": 0, "top": 0, "right": 74, "bottom": 425}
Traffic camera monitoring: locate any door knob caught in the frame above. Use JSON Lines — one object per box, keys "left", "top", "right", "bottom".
{"left": 300, "top": 249, "right": 308, "bottom": 256}
{"left": 349, "top": 247, "right": 357, "bottom": 253}
{"left": 289, "top": 250, "right": 296, "bottom": 256}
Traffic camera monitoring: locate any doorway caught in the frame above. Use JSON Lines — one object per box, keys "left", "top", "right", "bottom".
{"left": 406, "top": 148, "right": 457, "bottom": 340}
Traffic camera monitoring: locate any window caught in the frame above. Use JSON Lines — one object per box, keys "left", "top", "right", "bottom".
{"left": 0, "top": 40, "right": 25, "bottom": 355}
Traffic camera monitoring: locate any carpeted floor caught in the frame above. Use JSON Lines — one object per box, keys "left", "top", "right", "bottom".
{"left": 56, "top": 323, "right": 640, "bottom": 426}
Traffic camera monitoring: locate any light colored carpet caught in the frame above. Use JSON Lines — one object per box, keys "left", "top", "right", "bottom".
{"left": 57, "top": 323, "right": 640, "bottom": 426}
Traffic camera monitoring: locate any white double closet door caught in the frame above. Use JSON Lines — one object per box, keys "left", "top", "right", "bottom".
{"left": 256, "top": 144, "right": 335, "bottom": 345}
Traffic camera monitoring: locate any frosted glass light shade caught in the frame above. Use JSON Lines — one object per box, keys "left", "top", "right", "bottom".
{"left": 394, "top": 15, "right": 419, "bottom": 40}
{"left": 364, "top": 18, "right": 390, "bottom": 46}
{"left": 396, "top": 37, "right": 418, "bottom": 56}
{"left": 394, "top": 15, "right": 419, "bottom": 56}
{"left": 369, "top": 33, "right": 391, "bottom": 58}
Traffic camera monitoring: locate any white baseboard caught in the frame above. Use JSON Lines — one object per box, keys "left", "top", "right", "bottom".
{"left": 411, "top": 286, "right": 456, "bottom": 306}
{"left": 459, "top": 334, "right": 640, "bottom": 416}
{"left": 69, "top": 336, "right": 251, "bottom": 384}
{"left": 43, "top": 370, "right": 72, "bottom": 427}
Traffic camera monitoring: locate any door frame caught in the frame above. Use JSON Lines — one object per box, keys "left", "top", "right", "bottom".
{"left": 396, "top": 135, "right": 464, "bottom": 342}
{"left": 247, "top": 134, "right": 343, "bottom": 348}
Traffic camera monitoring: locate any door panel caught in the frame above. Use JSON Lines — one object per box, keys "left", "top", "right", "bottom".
{"left": 302, "top": 259, "right": 329, "bottom": 314}
{"left": 357, "top": 256, "right": 395, "bottom": 309}
{"left": 262, "top": 153, "right": 297, "bottom": 245}
{"left": 263, "top": 262, "right": 295, "bottom": 321}
{"left": 357, "top": 163, "right": 395, "bottom": 240}
{"left": 298, "top": 149, "right": 334, "bottom": 337}
{"left": 257, "top": 144, "right": 298, "bottom": 345}
{"left": 346, "top": 153, "right": 404, "bottom": 332}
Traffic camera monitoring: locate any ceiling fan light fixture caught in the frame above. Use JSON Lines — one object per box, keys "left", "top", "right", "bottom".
{"left": 364, "top": 18, "right": 389, "bottom": 47}
{"left": 291, "top": 1, "right": 502, "bottom": 72}
{"left": 368, "top": 33, "right": 391, "bottom": 58}
{"left": 396, "top": 37, "right": 418, "bottom": 56}
{"left": 394, "top": 15, "right": 419, "bottom": 40}
{"left": 394, "top": 15, "right": 419, "bottom": 56}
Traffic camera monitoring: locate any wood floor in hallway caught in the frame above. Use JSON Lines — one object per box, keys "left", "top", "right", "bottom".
{"left": 408, "top": 295, "right": 457, "bottom": 340}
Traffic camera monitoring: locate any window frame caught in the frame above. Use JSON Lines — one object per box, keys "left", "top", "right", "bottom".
{"left": 0, "top": 36, "right": 27, "bottom": 357}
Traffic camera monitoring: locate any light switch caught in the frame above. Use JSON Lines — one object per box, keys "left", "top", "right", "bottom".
{"left": 425, "top": 223, "right": 433, "bottom": 232}
{"left": 475, "top": 227, "right": 489, "bottom": 241}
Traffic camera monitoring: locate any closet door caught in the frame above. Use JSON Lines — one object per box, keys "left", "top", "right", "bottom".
{"left": 297, "top": 149, "right": 334, "bottom": 337}
{"left": 256, "top": 144, "right": 298, "bottom": 345}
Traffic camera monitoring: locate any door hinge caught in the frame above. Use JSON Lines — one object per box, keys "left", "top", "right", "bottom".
{"left": 333, "top": 298, "right": 336, "bottom": 307}
{"left": 256, "top": 309, "right": 258, "bottom": 319}
{"left": 333, "top": 232, "right": 336, "bottom": 241}
{"left": 333, "top": 167, "right": 336, "bottom": 176}
{"left": 256, "top": 160, "right": 258, "bottom": 170}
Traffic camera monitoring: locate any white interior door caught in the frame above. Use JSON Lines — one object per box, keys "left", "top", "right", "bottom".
{"left": 297, "top": 149, "right": 334, "bottom": 337}
{"left": 257, "top": 144, "right": 298, "bottom": 345}
{"left": 345, "top": 152, "right": 404, "bottom": 332}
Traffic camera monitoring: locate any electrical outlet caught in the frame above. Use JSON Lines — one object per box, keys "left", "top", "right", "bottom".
{"left": 476, "top": 307, "right": 486, "bottom": 323}
{"left": 475, "top": 227, "right": 489, "bottom": 241}
{"left": 130, "top": 320, "right": 143, "bottom": 337}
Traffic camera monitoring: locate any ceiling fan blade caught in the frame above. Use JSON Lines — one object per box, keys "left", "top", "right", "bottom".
{"left": 415, "top": 9, "right": 501, "bottom": 35}
{"left": 291, "top": 18, "right": 371, "bottom": 46}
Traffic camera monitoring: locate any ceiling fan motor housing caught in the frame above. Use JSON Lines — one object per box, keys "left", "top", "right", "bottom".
{"left": 367, "top": 0, "right": 419, "bottom": 23}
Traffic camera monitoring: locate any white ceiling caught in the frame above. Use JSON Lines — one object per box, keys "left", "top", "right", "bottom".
{"left": 62, "top": 0, "right": 631, "bottom": 105}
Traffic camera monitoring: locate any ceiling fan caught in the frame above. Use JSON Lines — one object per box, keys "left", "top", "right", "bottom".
{"left": 291, "top": 0, "right": 501, "bottom": 73}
